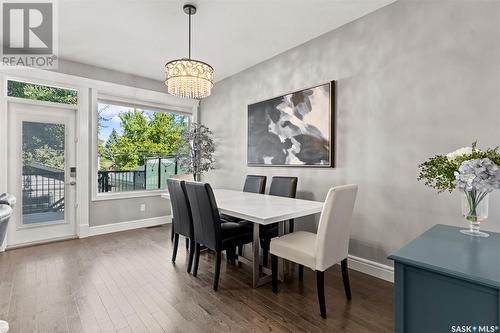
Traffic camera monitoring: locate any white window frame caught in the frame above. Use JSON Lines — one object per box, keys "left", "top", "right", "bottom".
{"left": 91, "top": 91, "right": 196, "bottom": 201}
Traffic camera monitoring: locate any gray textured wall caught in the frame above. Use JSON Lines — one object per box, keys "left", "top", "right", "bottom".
{"left": 200, "top": 0, "right": 500, "bottom": 266}
{"left": 89, "top": 196, "right": 170, "bottom": 226}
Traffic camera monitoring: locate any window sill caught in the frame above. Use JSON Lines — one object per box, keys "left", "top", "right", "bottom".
{"left": 92, "top": 189, "right": 168, "bottom": 202}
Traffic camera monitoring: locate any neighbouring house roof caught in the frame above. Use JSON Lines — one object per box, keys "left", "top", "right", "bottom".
{"left": 23, "top": 161, "right": 64, "bottom": 180}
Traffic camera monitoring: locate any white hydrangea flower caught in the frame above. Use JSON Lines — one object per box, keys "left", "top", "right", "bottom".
{"left": 454, "top": 158, "right": 500, "bottom": 192}
{"left": 446, "top": 147, "right": 473, "bottom": 161}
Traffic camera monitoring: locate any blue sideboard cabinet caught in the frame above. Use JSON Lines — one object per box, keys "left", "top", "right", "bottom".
{"left": 389, "top": 224, "right": 500, "bottom": 333}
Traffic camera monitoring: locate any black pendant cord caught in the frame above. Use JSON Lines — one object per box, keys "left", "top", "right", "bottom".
{"left": 188, "top": 11, "right": 191, "bottom": 59}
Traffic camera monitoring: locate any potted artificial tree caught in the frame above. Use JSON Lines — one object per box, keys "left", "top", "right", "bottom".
{"left": 177, "top": 123, "right": 215, "bottom": 181}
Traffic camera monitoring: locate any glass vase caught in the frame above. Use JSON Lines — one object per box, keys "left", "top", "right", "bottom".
{"left": 460, "top": 190, "right": 490, "bottom": 237}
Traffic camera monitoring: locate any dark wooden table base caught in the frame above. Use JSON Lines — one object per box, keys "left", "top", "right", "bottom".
{"left": 0, "top": 224, "right": 394, "bottom": 332}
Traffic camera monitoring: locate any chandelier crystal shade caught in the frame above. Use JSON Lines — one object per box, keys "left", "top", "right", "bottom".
{"left": 165, "top": 4, "right": 214, "bottom": 99}
{"left": 165, "top": 59, "right": 213, "bottom": 99}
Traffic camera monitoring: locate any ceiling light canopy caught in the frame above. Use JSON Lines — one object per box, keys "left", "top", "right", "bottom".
{"left": 165, "top": 4, "right": 214, "bottom": 99}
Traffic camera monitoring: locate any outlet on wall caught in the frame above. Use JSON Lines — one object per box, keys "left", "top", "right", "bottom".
{"left": 140, "top": 203, "right": 146, "bottom": 212}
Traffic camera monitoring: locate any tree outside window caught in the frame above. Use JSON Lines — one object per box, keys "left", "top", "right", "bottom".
{"left": 97, "top": 102, "right": 189, "bottom": 193}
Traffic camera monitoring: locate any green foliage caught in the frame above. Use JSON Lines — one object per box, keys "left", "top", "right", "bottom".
{"left": 102, "top": 129, "right": 118, "bottom": 159}
{"left": 100, "top": 109, "right": 187, "bottom": 170}
{"left": 23, "top": 145, "right": 65, "bottom": 170}
{"left": 418, "top": 142, "right": 500, "bottom": 193}
{"left": 8, "top": 80, "right": 77, "bottom": 104}
{"left": 23, "top": 123, "right": 65, "bottom": 169}
{"left": 417, "top": 155, "right": 457, "bottom": 193}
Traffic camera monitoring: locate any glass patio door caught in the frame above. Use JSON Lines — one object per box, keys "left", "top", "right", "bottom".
{"left": 7, "top": 101, "right": 76, "bottom": 247}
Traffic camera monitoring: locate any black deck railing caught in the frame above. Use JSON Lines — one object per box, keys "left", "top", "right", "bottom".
{"left": 98, "top": 156, "right": 182, "bottom": 193}
{"left": 22, "top": 165, "right": 65, "bottom": 215}
{"left": 98, "top": 170, "right": 146, "bottom": 193}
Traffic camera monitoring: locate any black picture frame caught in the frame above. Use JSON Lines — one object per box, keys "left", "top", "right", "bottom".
{"left": 247, "top": 81, "right": 335, "bottom": 167}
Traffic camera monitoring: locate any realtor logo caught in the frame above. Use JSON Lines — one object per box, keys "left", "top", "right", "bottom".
{"left": 1, "top": 0, "right": 58, "bottom": 68}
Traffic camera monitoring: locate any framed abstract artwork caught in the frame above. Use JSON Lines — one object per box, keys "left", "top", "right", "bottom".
{"left": 247, "top": 81, "right": 335, "bottom": 167}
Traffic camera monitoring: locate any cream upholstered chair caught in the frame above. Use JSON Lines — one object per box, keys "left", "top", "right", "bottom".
{"left": 270, "top": 184, "right": 358, "bottom": 318}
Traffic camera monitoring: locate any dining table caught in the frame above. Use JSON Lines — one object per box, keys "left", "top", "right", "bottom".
{"left": 161, "top": 188, "right": 324, "bottom": 288}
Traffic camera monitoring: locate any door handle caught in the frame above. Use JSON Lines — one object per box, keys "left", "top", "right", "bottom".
{"left": 66, "top": 181, "right": 76, "bottom": 186}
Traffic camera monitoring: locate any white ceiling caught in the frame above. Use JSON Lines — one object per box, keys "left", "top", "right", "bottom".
{"left": 59, "top": 0, "right": 395, "bottom": 82}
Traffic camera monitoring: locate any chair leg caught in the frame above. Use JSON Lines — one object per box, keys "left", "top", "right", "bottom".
{"left": 170, "top": 221, "right": 174, "bottom": 241}
{"left": 316, "top": 270, "right": 327, "bottom": 319}
{"left": 341, "top": 258, "right": 352, "bottom": 301}
{"left": 213, "top": 251, "right": 222, "bottom": 291}
{"left": 237, "top": 245, "right": 243, "bottom": 256}
{"left": 262, "top": 248, "right": 268, "bottom": 267}
{"left": 226, "top": 247, "right": 236, "bottom": 265}
{"left": 185, "top": 237, "right": 189, "bottom": 251}
{"left": 289, "top": 219, "right": 294, "bottom": 233}
{"left": 187, "top": 238, "right": 196, "bottom": 273}
{"left": 171, "top": 233, "right": 179, "bottom": 262}
{"left": 271, "top": 254, "right": 278, "bottom": 293}
{"left": 262, "top": 239, "right": 270, "bottom": 267}
{"left": 298, "top": 264, "right": 304, "bottom": 281}
{"left": 192, "top": 243, "right": 201, "bottom": 277}
{"left": 231, "top": 248, "right": 237, "bottom": 265}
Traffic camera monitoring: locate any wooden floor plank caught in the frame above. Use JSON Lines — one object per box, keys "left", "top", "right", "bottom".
{"left": 0, "top": 224, "right": 394, "bottom": 332}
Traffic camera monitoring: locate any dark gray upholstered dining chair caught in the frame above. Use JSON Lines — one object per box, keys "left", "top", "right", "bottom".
{"left": 185, "top": 181, "right": 253, "bottom": 291}
{"left": 260, "top": 176, "right": 298, "bottom": 267}
{"left": 227, "top": 175, "right": 266, "bottom": 257}
{"left": 167, "top": 179, "right": 196, "bottom": 273}
{"left": 220, "top": 175, "right": 266, "bottom": 223}
{"left": 243, "top": 175, "right": 267, "bottom": 194}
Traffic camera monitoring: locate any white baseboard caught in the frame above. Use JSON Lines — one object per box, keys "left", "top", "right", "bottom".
{"left": 78, "top": 223, "right": 90, "bottom": 238}
{"left": 88, "top": 215, "right": 172, "bottom": 237}
{"left": 86, "top": 217, "right": 394, "bottom": 283}
{"left": 7, "top": 235, "right": 78, "bottom": 250}
{"left": 347, "top": 254, "right": 394, "bottom": 283}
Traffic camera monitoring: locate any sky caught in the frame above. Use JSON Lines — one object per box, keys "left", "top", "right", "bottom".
{"left": 98, "top": 103, "right": 156, "bottom": 143}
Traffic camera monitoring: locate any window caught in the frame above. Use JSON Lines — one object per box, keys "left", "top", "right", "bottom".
{"left": 22, "top": 121, "right": 66, "bottom": 224}
{"left": 7, "top": 80, "right": 77, "bottom": 104}
{"left": 97, "top": 101, "right": 189, "bottom": 194}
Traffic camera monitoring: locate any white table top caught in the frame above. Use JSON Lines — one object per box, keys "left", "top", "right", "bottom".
{"left": 161, "top": 188, "right": 324, "bottom": 225}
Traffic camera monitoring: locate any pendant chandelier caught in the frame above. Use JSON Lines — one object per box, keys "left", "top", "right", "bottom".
{"left": 165, "top": 4, "right": 214, "bottom": 99}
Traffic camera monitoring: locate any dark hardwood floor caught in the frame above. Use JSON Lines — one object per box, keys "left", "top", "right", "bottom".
{"left": 0, "top": 225, "right": 394, "bottom": 332}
